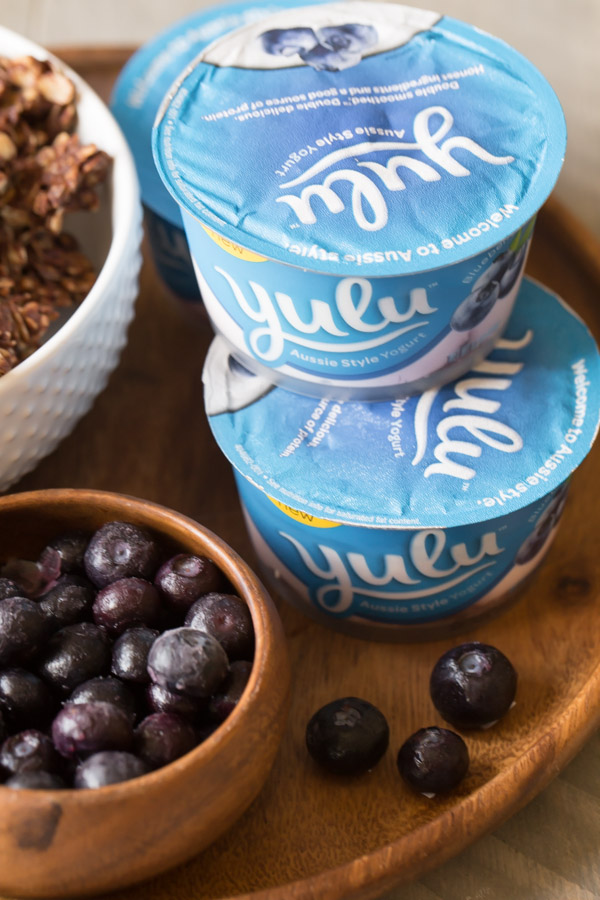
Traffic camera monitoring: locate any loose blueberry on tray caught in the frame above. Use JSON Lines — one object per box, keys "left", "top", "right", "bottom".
{"left": 397, "top": 726, "right": 469, "bottom": 795}
{"left": 430, "top": 641, "right": 517, "bottom": 729}
{"left": 306, "top": 697, "right": 389, "bottom": 776}
{"left": 0, "top": 520, "right": 255, "bottom": 790}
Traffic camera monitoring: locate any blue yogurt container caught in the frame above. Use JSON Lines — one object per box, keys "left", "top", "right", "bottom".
{"left": 155, "top": 1, "right": 566, "bottom": 395}
{"left": 111, "top": 0, "right": 324, "bottom": 305}
{"left": 203, "top": 279, "right": 600, "bottom": 640}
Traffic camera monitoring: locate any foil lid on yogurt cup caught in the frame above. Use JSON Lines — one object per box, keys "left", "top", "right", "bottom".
{"left": 203, "top": 278, "right": 600, "bottom": 529}
{"left": 111, "top": 0, "right": 320, "bottom": 223}
{"left": 154, "top": 1, "right": 566, "bottom": 277}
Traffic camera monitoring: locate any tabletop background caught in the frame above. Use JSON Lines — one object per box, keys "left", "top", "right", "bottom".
{"left": 1, "top": 2, "right": 600, "bottom": 899}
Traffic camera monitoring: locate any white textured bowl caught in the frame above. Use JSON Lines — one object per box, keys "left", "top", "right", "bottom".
{"left": 0, "top": 27, "right": 143, "bottom": 491}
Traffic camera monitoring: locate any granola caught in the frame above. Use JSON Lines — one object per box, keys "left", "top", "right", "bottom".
{"left": 0, "top": 54, "right": 112, "bottom": 376}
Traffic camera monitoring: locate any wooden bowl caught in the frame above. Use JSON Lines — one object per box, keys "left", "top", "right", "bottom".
{"left": 0, "top": 489, "right": 290, "bottom": 899}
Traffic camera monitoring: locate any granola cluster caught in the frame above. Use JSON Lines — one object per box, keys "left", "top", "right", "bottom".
{"left": 0, "top": 55, "right": 112, "bottom": 376}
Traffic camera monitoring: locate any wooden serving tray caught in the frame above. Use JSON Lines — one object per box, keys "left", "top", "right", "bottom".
{"left": 10, "top": 48, "right": 600, "bottom": 900}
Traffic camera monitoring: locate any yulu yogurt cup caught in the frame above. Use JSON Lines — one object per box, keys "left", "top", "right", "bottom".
{"left": 203, "top": 279, "right": 600, "bottom": 640}
{"left": 111, "top": 0, "right": 324, "bottom": 304}
{"left": 155, "top": 1, "right": 566, "bottom": 396}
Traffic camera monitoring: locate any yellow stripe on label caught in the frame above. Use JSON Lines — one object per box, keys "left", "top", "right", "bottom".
{"left": 201, "top": 225, "right": 266, "bottom": 262}
{"left": 267, "top": 496, "right": 341, "bottom": 528}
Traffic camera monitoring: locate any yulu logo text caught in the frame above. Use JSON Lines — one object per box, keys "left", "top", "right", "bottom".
{"left": 277, "top": 106, "right": 514, "bottom": 232}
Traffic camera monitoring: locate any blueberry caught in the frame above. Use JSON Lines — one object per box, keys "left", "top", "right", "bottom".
{"left": 498, "top": 245, "right": 527, "bottom": 298}
{"left": 0, "top": 669, "right": 55, "bottom": 731}
{"left": 516, "top": 485, "right": 569, "bottom": 565}
{"left": 146, "top": 683, "right": 205, "bottom": 722}
{"left": 0, "top": 730, "right": 60, "bottom": 776}
{"left": 5, "top": 770, "right": 65, "bottom": 790}
{"left": 52, "top": 701, "right": 134, "bottom": 758}
{"left": 196, "top": 722, "right": 219, "bottom": 744}
{"left": 514, "top": 527, "right": 549, "bottom": 566}
{"left": 111, "top": 626, "right": 159, "bottom": 683}
{"left": 430, "top": 641, "right": 517, "bottom": 729}
{"left": 38, "top": 622, "right": 111, "bottom": 694}
{"left": 184, "top": 593, "right": 254, "bottom": 660}
{"left": 450, "top": 280, "right": 500, "bottom": 332}
{"left": 74, "top": 751, "right": 148, "bottom": 789}
{"left": 134, "top": 713, "right": 197, "bottom": 768}
{"left": 69, "top": 677, "right": 137, "bottom": 724}
{"left": 397, "top": 727, "right": 469, "bottom": 794}
{"left": 93, "top": 577, "right": 161, "bottom": 635}
{"left": 41, "top": 531, "right": 89, "bottom": 576}
{"left": 0, "top": 577, "right": 21, "bottom": 601}
{"left": 546, "top": 481, "right": 570, "bottom": 526}
{"left": 0, "top": 596, "right": 47, "bottom": 666}
{"left": 472, "top": 251, "right": 512, "bottom": 293}
{"left": 154, "top": 554, "right": 224, "bottom": 612}
{"left": 84, "top": 521, "right": 160, "bottom": 589}
{"left": 208, "top": 660, "right": 252, "bottom": 722}
{"left": 147, "top": 627, "right": 229, "bottom": 698}
{"left": 0, "top": 558, "right": 48, "bottom": 598}
{"left": 39, "top": 574, "right": 95, "bottom": 631}
{"left": 306, "top": 697, "right": 389, "bottom": 776}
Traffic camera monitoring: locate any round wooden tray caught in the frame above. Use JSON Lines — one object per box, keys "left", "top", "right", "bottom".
{"left": 11, "top": 49, "right": 600, "bottom": 900}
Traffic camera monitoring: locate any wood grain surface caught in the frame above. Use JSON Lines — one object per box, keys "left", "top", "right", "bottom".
{"left": 3, "top": 47, "right": 600, "bottom": 900}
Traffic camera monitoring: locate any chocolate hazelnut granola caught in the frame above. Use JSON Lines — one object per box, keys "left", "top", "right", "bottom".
{"left": 0, "top": 54, "right": 112, "bottom": 376}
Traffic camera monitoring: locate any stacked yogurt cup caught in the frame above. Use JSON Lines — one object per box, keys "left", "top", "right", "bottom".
{"left": 151, "top": 1, "right": 600, "bottom": 640}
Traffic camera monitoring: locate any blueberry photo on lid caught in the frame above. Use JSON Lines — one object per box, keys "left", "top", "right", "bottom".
{"left": 260, "top": 21, "right": 378, "bottom": 71}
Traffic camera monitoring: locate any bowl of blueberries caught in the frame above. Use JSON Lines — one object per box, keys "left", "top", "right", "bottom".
{"left": 0, "top": 488, "right": 290, "bottom": 898}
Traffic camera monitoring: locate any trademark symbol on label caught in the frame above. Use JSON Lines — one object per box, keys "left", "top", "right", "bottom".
{"left": 462, "top": 482, "right": 470, "bottom": 491}
{"left": 289, "top": 224, "right": 299, "bottom": 229}
{"left": 428, "top": 282, "right": 439, "bottom": 288}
